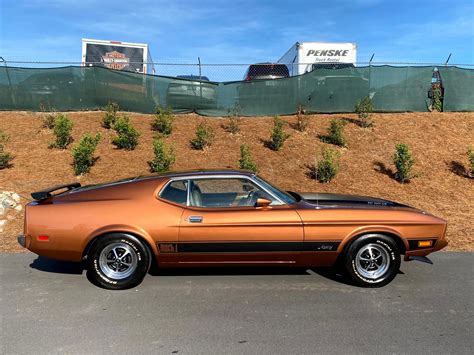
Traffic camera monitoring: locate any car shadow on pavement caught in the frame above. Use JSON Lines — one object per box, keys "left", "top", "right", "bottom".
{"left": 28, "top": 258, "right": 401, "bottom": 288}
{"left": 152, "top": 266, "right": 356, "bottom": 286}
{"left": 30, "top": 256, "right": 84, "bottom": 275}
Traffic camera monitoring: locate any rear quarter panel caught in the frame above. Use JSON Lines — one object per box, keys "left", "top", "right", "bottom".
{"left": 25, "top": 178, "right": 183, "bottom": 261}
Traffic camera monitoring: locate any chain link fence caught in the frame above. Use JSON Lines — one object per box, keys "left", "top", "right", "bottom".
{"left": 3, "top": 59, "right": 474, "bottom": 82}
{"left": 0, "top": 60, "right": 473, "bottom": 115}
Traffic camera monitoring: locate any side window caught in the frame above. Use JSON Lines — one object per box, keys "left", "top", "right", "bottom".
{"left": 160, "top": 180, "right": 188, "bottom": 205}
{"left": 189, "top": 178, "right": 277, "bottom": 208}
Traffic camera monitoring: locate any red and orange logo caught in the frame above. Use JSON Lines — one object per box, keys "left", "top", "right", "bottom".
{"left": 101, "top": 51, "right": 129, "bottom": 70}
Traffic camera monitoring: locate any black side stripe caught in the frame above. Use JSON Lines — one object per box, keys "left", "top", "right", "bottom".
{"left": 158, "top": 241, "right": 341, "bottom": 253}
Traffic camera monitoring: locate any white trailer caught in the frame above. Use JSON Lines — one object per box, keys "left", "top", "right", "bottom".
{"left": 278, "top": 42, "right": 357, "bottom": 76}
{"left": 81, "top": 38, "right": 149, "bottom": 74}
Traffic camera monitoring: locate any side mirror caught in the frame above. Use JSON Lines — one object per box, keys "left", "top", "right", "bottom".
{"left": 255, "top": 198, "right": 272, "bottom": 208}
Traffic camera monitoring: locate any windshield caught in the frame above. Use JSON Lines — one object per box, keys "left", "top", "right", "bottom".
{"left": 254, "top": 176, "right": 296, "bottom": 204}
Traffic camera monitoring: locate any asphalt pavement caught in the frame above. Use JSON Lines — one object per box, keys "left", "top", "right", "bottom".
{"left": 1, "top": 252, "right": 473, "bottom": 354}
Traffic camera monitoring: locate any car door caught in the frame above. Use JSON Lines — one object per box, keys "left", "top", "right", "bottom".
{"left": 176, "top": 176, "right": 304, "bottom": 265}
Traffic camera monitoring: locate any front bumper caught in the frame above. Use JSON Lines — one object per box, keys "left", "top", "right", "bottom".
{"left": 18, "top": 234, "right": 26, "bottom": 248}
{"left": 404, "top": 239, "right": 448, "bottom": 262}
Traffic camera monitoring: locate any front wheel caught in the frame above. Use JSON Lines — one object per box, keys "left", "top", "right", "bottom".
{"left": 87, "top": 234, "right": 151, "bottom": 290}
{"left": 344, "top": 234, "right": 401, "bottom": 287}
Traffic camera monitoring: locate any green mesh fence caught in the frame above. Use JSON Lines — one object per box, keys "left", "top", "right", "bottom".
{"left": 0, "top": 65, "right": 472, "bottom": 115}
{"left": 438, "top": 67, "right": 474, "bottom": 112}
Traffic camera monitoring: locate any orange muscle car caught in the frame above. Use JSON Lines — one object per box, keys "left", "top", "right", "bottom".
{"left": 18, "top": 170, "right": 448, "bottom": 289}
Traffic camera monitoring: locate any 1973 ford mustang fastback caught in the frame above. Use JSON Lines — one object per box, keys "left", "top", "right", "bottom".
{"left": 18, "top": 169, "right": 448, "bottom": 289}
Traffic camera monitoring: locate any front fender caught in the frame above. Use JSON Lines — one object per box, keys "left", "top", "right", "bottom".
{"left": 340, "top": 225, "right": 407, "bottom": 253}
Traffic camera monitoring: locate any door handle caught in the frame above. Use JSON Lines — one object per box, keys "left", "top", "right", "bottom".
{"left": 189, "top": 216, "right": 203, "bottom": 223}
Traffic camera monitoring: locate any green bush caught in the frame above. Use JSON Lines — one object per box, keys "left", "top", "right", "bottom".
{"left": 112, "top": 115, "right": 140, "bottom": 150}
{"left": 320, "top": 119, "right": 346, "bottom": 147}
{"left": 295, "top": 104, "right": 309, "bottom": 132}
{"left": 393, "top": 143, "right": 415, "bottom": 183}
{"left": 42, "top": 113, "right": 56, "bottom": 129}
{"left": 191, "top": 121, "right": 215, "bottom": 150}
{"left": 102, "top": 102, "right": 120, "bottom": 129}
{"left": 0, "top": 145, "right": 13, "bottom": 169}
{"left": 0, "top": 130, "right": 9, "bottom": 144}
{"left": 268, "top": 116, "right": 289, "bottom": 151}
{"left": 224, "top": 105, "right": 241, "bottom": 134}
{"left": 355, "top": 96, "right": 374, "bottom": 128}
{"left": 238, "top": 144, "right": 258, "bottom": 172}
{"left": 148, "top": 137, "right": 175, "bottom": 173}
{"left": 468, "top": 147, "right": 474, "bottom": 177}
{"left": 71, "top": 133, "right": 101, "bottom": 175}
{"left": 151, "top": 107, "right": 174, "bottom": 136}
{"left": 0, "top": 130, "right": 13, "bottom": 169}
{"left": 225, "top": 116, "right": 240, "bottom": 134}
{"left": 310, "top": 148, "right": 340, "bottom": 183}
{"left": 50, "top": 114, "right": 73, "bottom": 149}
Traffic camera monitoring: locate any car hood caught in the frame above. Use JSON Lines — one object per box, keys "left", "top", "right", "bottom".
{"left": 298, "top": 192, "right": 411, "bottom": 209}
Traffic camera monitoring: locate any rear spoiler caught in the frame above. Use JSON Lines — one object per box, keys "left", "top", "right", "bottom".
{"left": 31, "top": 182, "right": 81, "bottom": 201}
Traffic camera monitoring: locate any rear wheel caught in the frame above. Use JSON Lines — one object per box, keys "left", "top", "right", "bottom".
{"left": 344, "top": 234, "right": 400, "bottom": 287}
{"left": 87, "top": 234, "right": 150, "bottom": 290}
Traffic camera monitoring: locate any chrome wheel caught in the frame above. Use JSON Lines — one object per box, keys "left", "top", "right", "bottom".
{"left": 355, "top": 243, "right": 390, "bottom": 279}
{"left": 98, "top": 242, "right": 138, "bottom": 280}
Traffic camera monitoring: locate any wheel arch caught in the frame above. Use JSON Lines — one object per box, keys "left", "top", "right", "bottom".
{"left": 339, "top": 229, "right": 407, "bottom": 257}
{"left": 82, "top": 229, "right": 157, "bottom": 264}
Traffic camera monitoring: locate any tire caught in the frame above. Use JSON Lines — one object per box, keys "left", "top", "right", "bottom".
{"left": 86, "top": 233, "right": 151, "bottom": 290}
{"left": 344, "top": 234, "right": 401, "bottom": 287}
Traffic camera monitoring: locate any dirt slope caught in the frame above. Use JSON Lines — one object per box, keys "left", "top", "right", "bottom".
{"left": 0, "top": 111, "right": 473, "bottom": 252}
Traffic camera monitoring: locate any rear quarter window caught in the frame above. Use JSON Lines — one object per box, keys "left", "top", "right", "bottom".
{"left": 160, "top": 180, "right": 187, "bottom": 205}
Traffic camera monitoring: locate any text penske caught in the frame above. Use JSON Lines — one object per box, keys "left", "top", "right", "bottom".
{"left": 306, "top": 49, "right": 349, "bottom": 57}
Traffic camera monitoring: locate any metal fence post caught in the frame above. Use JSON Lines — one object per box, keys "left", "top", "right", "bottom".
{"left": 198, "top": 57, "right": 203, "bottom": 100}
{"left": 368, "top": 53, "right": 374, "bottom": 99}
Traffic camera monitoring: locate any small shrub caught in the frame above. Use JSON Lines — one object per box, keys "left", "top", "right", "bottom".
{"left": 226, "top": 116, "right": 240, "bottom": 134}
{"left": 295, "top": 104, "right": 309, "bottom": 132}
{"left": 467, "top": 147, "right": 474, "bottom": 177}
{"left": 310, "top": 148, "right": 340, "bottom": 183}
{"left": 148, "top": 137, "right": 175, "bottom": 173}
{"left": 320, "top": 119, "right": 346, "bottom": 147}
{"left": 238, "top": 144, "right": 258, "bottom": 172}
{"left": 0, "top": 130, "right": 13, "bottom": 169}
{"left": 71, "top": 133, "right": 101, "bottom": 175}
{"left": 50, "top": 114, "right": 73, "bottom": 149}
{"left": 151, "top": 107, "right": 174, "bottom": 136}
{"left": 224, "top": 106, "right": 241, "bottom": 134}
{"left": 112, "top": 115, "right": 140, "bottom": 150}
{"left": 42, "top": 113, "right": 56, "bottom": 129}
{"left": 355, "top": 96, "right": 374, "bottom": 128}
{"left": 0, "top": 145, "right": 14, "bottom": 169}
{"left": 191, "top": 121, "right": 215, "bottom": 150}
{"left": 0, "top": 130, "right": 9, "bottom": 144}
{"left": 102, "top": 102, "right": 120, "bottom": 129}
{"left": 393, "top": 143, "right": 415, "bottom": 183}
{"left": 268, "top": 116, "right": 289, "bottom": 151}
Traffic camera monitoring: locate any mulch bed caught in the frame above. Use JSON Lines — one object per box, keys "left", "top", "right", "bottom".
{"left": 1, "top": 111, "right": 472, "bottom": 252}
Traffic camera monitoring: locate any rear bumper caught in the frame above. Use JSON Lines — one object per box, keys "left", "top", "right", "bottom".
{"left": 17, "top": 235, "right": 26, "bottom": 248}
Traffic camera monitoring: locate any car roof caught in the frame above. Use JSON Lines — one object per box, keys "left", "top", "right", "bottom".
{"left": 157, "top": 169, "right": 256, "bottom": 179}
{"left": 71, "top": 169, "right": 256, "bottom": 194}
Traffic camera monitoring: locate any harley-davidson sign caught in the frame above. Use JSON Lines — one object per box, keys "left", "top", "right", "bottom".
{"left": 82, "top": 39, "right": 148, "bottom": 73}
{"left": 102, "top": 51, "right": 130, "bottom": 70}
